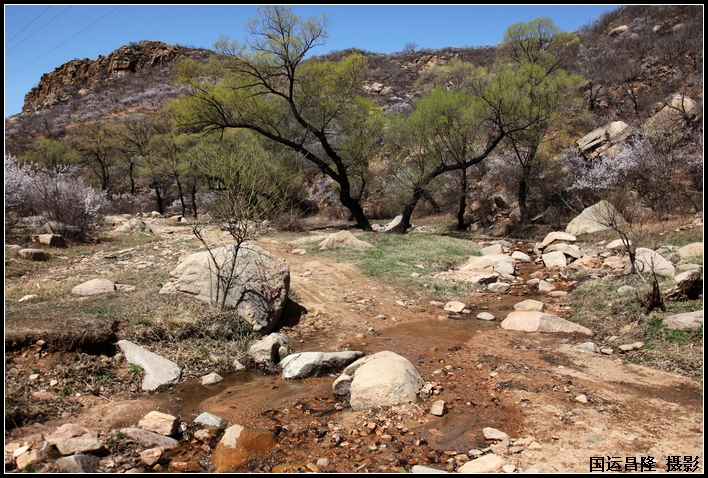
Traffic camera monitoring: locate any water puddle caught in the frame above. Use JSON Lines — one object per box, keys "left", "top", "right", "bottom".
{"left": 161, "top": 370, "right": 335, "bottom": 427}
{"left": 152, "top": 315, "right": 522, "bottom": 459}
{"left": 370, "top": 317, "right": 523, "bottom": 451}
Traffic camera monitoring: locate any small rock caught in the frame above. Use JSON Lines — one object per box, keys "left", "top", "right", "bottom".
{"left": 573, "top": 342, "right": 599, "bottom": 353}
{"left": 201, "top": 372, "right": 224, "bottom": 385}
{"left": 619, "top": 342, "right": 644, "bottom": 352}
{"left": 443, "top": 301, "right": 466, "bottom": 313}
{"left": 482, "top": 427, "right": 509, "bottom": 441}
{"left": 457, "top": 454, "right": 505, "bottom": 473}
{"left": 138, "top": 411, "right": 179, "bottom": 437}
{"left": 140, "top": 448, "right": 163, "bottom": 467}
{"left": 527, "top": 441, "right": 543, "bottom": 450}
{"left": 430, "top": 400, "right": 446, "bottom": 416}
{"left": 194, "top": 412, "right": 223, "bottom": 428}
{"left": 55, "top": 454, "right": 100, "bottom": 473}
{"left": 476, "top": 312, "right": 495, "bottom": 321}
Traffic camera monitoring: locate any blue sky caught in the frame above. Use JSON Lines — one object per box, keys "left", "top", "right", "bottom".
{"left": 4, "top": 4, "right": 620, "bottom": 119}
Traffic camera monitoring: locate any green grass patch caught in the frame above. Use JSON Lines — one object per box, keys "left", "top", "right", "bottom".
{"left": 562, "top": 272, "right": 703, "bottom": 380}
{"left": 85, "top": 306, "right": 120, "bottom": 316}
{"left": 301, "top": 232, "right": 480, "bottom": 299}
{"left": 129, "top": 364, "right": 144, "bottom": 376}
{"left": 645, "top": 314, "right": 703, "bottom": 344}
{"left": 311, "top": 232, "right": 477, "bottom": 280}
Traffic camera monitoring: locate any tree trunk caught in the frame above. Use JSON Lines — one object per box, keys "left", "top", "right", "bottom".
{"left": 338, "top": 187, "right": 372, "bottom": 231}
{"left": 153, "top": 184, "right": 164, "bottom": 215}
{"left": 388, "top": 187, "right": 425, "bottom": 234}
{"left": 518, "top": 176, "right": 529, "bottom": 224}
{"left": 421, "top": 190, "right": 441, "bottom": 214}
{"left": 175, "top": 178, "right": 186, "bottom": 217}
{"left": 129, "top": 163, "right": 136, "bottom": 196}
{"left": 457, "top": 168, "right": 468, "bottom": 231}
{"left": 190, "top": 186, "right": 198, "bottom": 219}
{"left": 100, "top": 164, "right": 110, "bottom": 194}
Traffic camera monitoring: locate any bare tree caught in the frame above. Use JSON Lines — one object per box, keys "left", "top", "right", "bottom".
{"left": 402, "top": 42, "right": 419, "bottom": 54}
{"left": 610, "top": 59, "right": 644, "bottom": 119}
{"left": 191, "top": 131, "right": 298, "bottom": 309}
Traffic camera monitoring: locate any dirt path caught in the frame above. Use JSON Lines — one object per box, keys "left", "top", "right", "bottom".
{"left": 5, "top": 222, "right": 704, "bottom": 473}
{"left": 260, "top": 233, "right": 704, "bottom": 473}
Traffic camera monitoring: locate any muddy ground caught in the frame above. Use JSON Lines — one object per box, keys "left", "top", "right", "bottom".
{"left": 4, "top": 220, "right": 704, "bottom": 473}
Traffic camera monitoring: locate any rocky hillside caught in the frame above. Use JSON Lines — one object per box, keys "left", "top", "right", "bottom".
{"left": 22, "top": 40, "right": 211, "bottom": 113}
{"left": 5, "top": 41, "right": 211, "bottom": 153}
{"left": 4, "top": 5, "right": 703, "bottom": 160}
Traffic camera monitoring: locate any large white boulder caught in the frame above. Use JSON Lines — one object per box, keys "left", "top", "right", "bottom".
{"left": 342, "top": 351, "right": 424, "bottom": 411}
{"left": 566, "top": 200, "right": 626, "bottom": 236}
{"left": 501, "top": 311, "right": 593, "bottom": 336}
{"left": 633, "top": 247, "right": 676, "bottom": 277}
{"left": 159, "top": 243, "right": 290, "bottom": 333}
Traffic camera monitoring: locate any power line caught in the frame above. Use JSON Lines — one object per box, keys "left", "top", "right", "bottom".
{"left": 6, "top": 5, "right": 52, "bottom": 44}
{"left": 7, "top": 6, "right": 73, "bottom": 54}
{"left": 6, "top": 6, "right": 122, "bottom": 79}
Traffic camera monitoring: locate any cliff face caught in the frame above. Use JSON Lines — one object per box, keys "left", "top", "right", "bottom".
{"left": 22, "top": 40, "right": 208, "bottom": 113}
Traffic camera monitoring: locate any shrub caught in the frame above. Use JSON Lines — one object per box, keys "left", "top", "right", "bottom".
{"left": 4, "top": 154, "right": 37, "bottom": 223}
{"left": 5, "top": 155, "right": 109, "bottom": 242}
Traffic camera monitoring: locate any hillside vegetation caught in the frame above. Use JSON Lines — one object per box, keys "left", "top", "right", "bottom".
{"left": 4, "top": 5, "right": 702, "bottom": 236}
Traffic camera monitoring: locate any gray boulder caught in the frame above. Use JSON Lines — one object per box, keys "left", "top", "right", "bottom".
{"left": 460, "top": 254, "right": 516, "bottom": 274}
{"left": 117, "top": 218, "right": 153, "bottom": 234}
{"left": 117, "top": 340, "right": 181, "bottom": 391}
{"left": 248, "top": 333, "right": 291, "bottom": 368}
{"left": 35, "top": 234, "right": 67, "bottom": 248}
{"left": 664, "top": 310, "right": 703, "bottom": 330}
{"left": 194, "top": 412, "right": 224, "bottom": 428}
{"left": 159, "top": 243, "right": 290, "bottom": 334}
{"left": 643, "top": 94, "right": 699, "bottom": 140}
{"left": 633, "top": 247, "right": 675, "bottom": 277}
{"left": 71, "top": 278, "right": 116, "bottom": 296}
{"left": 55, "top": 454, "right": 100, "bottom": 473}
{"left": 538, "top": 231, "right": 577, "bottom": 250}
{"left": 501, "top": 311, "right": 593, "bottom": 336}
{"left": 566, "top": 200, "right": 626, "bottom": 236}
{"left": 576, "top": 121, "right": 629, "bottom": 156}
{"left": 45, "top": 424, "right": 106, "bottom": 456}
{"left": 544, "top": 242, "right": 583, "bottom": 259}
{"left": 541, "top": 251, "right": 567, "bottom": 268}
{"left": 280, "top": 351, "right": 364, "bottom": 379}
{"left": 677, "top": 242, "right": 703, "bottom": 260}
{"left": 119, "top": 427, "right": 179, "bottom": 450}
{"left": 514, "top": 299, "right": 545, "bottom": 311}
{"left": 341, "top": 351, "right": 424, "bottom": 411}
{"left": 18, "top": 248, "right": 48, "bottom": 261}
